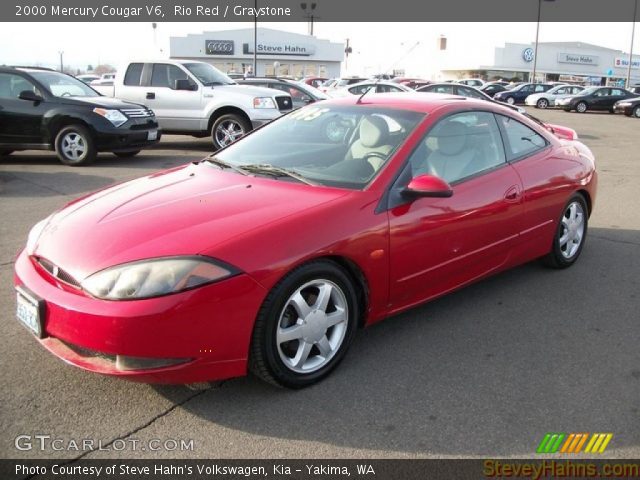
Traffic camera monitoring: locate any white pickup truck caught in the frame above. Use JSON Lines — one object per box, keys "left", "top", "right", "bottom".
{"left": 93, "top": 60, "right": 293, "bottom": 149}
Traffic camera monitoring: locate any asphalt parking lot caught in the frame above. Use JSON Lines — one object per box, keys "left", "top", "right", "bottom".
{"left": 0, "top": 108, "right": 638, "bottom": 460}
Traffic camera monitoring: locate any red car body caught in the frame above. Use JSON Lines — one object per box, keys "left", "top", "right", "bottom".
{"left": 14, "top": 94, "right": 597, "bottom": 384}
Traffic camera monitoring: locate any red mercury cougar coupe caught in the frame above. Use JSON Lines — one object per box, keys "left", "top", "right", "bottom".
{"left": 14, "top": 93, "right": 597, "bottom": 388}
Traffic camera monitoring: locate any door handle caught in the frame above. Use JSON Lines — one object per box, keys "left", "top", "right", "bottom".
{"left": 146, "top": 92, "right": 155, "bottom": 100}
{"left": 504, "top": 185, "right": 521, "bottom": 202}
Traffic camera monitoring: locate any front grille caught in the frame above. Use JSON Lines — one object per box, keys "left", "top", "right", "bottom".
{"left": 275, "top": 95, "right": 293, "bottom": 111}
{"left": 36, "top": 257, "right": 81, "bottom": 288}
{"left": 121, "top": 108, "right": 154, "bottom": 118}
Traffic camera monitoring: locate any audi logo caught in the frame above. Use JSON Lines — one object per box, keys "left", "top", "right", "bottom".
{"left": 206, "top": 41, "right": 234, "bottom": 54}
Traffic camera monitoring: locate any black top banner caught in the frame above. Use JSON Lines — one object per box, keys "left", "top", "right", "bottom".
{"left": 4, "top": 0, "right": 640, "bottom": 22}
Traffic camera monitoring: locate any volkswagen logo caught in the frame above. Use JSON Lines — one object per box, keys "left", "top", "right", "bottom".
{"left": 522, "top": 48, "right": 535, "bottom": 63}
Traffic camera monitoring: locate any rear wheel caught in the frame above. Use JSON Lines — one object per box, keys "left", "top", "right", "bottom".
{"left": 576, "top": 102, "right": 588, "bottom": 113}
{"left": 506, "top": 96, "right": 515, "bottom": 105}
{"left": 543, "top": 193, "right": 588, "bottom": 269}
{"left": 536, "top": 98, "right": 549, "bottom": 109}
{"left": 249, "top": 260, "right": 358, "bottom": 389}
{"left": 113, "top": 150, "right": 141, "bottom": 158}
{"left": 55, "top": 125, "right": 96, "bottom": 166}
{"left": 211, "top": 114, "right": 251, "bottom": 150}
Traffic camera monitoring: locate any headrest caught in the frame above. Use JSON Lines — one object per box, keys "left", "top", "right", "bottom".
{"left": 435, "top": 121, "right": 468, "bottom": 156}
{"left": 360, "top": 115, "right": 390, "bottom": 148}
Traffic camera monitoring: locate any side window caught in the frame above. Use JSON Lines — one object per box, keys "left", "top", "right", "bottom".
{"left": 497, "top": 114, "right": 547, "bottom": 160}
{"left": 123, "top": 63, "right": 143, "bottom": 86}
{"left": 459, "top": 86, "right": 484, "bottom": 99}
{"left": 555, "top": 87, "right": 566, "bottom": 95}
{"left": 150, "top": 64, "right": 189, "bottom": 88}
{"left": 521, "top": 85, "right": 533, "bottom": 93}
{"left": 571, "top": 87, "right": 583, "bottom": 94}
{"left": 534, "top": 85, "right": 547, "bottom": 92}
{"left": 0, "top": 73, "right": 40, "bottom": 99}
{"left": 594, "top": 88, "right": 608, "bottom": 97}
{"left": 349, "top": 85, "right": 371, "bottom": 95}
{"left": 432, "top": 85, "right": 454, "bottom": 94}
{"left": 408, "top": 111, "right": 506, "bottom": 184}
{"left": 611, "top": 89, "right": 625, "bottom": 96}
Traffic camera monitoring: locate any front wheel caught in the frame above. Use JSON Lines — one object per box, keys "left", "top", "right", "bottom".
{"left": 249, "top": 261, "right": 359, "bottom": 388}
{"left": 211, "top": 114, "right": 251, "bottom": 150}
{"left": 543, "top": 194, "right": 588, "bottom": 269}
{"left": 506, "top": 97, "right": 515, "bottom": 105}
{"left": 576, "top": 102, "right": 588, "bottom": 113}
{"left": 536, "top": 98, "right": 549, "bottom": 109}
{"left": 113, "top": 150, "right": 141, "bottom": 158}
{"left": 55, "top": 125, "right": 96, "bottom": 166}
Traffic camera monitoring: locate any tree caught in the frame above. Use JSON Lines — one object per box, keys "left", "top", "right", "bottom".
{"left": 87, "top": 64, "right": 94, "bottom": 72}
{"left": 94, "top": 64, "right": 116, "bottom": 75}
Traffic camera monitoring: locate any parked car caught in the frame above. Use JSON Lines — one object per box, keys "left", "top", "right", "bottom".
{"left": 416, "top": 82, "right": 493, "bottom": 101}
{"left": 301, "top": 77, "right": 327, "bottom": 88}
{"left": 457, "top": 78, "right": 484, "bottom": 87}
{"left": 480, "top": 82, "right": 508, "bottom": 97}
{"left": 90, "top": 73, "right": 116, "bottom": 86}
{"left": 237, "top": 77, "right": 328, "bottom": 109}
{"left": 0, "top": 66, "right": 160, "bottom": 165}
{"left": 525, "top": 84, "right": 585, "bottom": 109}
{"left": 493, "top": 83, "right": 554, "bottom": 105}
{"left": 392, "top": 78, "right": 432, "bottom": 89}
{"left": 75, "top": 74, "right": 100, "bottom": 84}
{"left": 330, "top": 80, "right": 412, "bottom": 97}
{"left": 94, "top": 60, "right": 293, "bottom": 149}
{"left": 627, "top": 85, "right": 640, "bottom": 95}
{"left": 320, "top": 76, "right": 366, "bottom": 93}
{"left": 613, "top": 97, "right": 640, "bottom": 117}
{"left": 14, "top": 94, "right": 596, "bottom": 388}
{"left": 556, "top": 86, "right": 637, "bottom": 113}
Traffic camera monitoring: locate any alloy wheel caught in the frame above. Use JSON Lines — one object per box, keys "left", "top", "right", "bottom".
{"left": 61, "top": 132, "right": 87, "bottom": 161}
{"left": 559, "top": 201, "right": 585, "bottom": 259}
{"left": 215, "top": 120, "right": 245, "bottom": 147}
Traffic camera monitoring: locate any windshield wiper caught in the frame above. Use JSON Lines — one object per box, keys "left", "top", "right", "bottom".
{"left": 239, "top": 164, "right": 317, "bottom": 186}
{"left": 205, "top": 156, "right": 249, "bottom": 175}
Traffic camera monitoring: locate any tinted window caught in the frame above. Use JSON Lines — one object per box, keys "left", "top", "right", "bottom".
{"left": 123, "top": 63, "right": 143, "bottom": 86}
{"left": 348, "top": 84, "right": 373, "bottom": 95}
{"left": 409, "top": 111, "right": 506, "bottom": 184}
{"left": 497, "top": 114, "right": 547, "bottom": 160}
{"left": 151, "top": 64, "right": 189, "bottom": 88}
{"left": 30, "top": 71, "right": 97, "bottom": 97}
{"left": 611, "top": 89, "right": 626, "bottom": 96}
{"left": 0, "top": 73, "right": 40, "bottom": 99}
{"left": 593, "top": 88, "right": 609, "bottom": 97}
{"left": 430, "top": 85, "right": 455, "bottom": 94}
{"left": 458, "top": 86, "right": 485, "bottom": 99}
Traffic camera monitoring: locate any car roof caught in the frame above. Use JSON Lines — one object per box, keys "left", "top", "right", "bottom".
{"left": 0, "top": 66, "right": 56, "bottom": 73}
{"left": 323, "top": 91, "right": 513, "bottom": 115}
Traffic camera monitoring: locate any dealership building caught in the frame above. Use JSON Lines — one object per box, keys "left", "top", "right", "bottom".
{"left": 170, "top": 28, "right": 344, "bottom": 78}
{"left": 442, "top": 41, "right": 640, "bottom": 86}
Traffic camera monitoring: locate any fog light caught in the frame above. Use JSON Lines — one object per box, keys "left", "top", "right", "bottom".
{"left": 115, "top": 355, "right": 191, "bottom": 371}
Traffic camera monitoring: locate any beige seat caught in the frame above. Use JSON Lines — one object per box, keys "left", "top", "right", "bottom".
{"left": 345, "top": 115, "right": 393, "bottom": 171}
{"left": 425, "top": 121, "right": 475, "bottom": 183}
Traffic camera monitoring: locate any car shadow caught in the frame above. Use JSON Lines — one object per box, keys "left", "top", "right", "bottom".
{"left": 155, "top": 227, "right": 640, "bottom": 457}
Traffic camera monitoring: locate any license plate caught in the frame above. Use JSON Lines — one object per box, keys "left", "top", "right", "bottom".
{"left": 147, "top": 130, "right": 158, "bottom": 141}
{"left": 16, "top": 287, "right": 44, "bottom": 338}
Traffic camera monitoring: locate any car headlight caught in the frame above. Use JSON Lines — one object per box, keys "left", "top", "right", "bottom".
{"left": 617, "top": 102, "right": 632, "bottom": 107}
{"left": 93, "top": 108, "right": 128, "bottom": 127}
{"left": 253, "top": 97, "right": 276, "bottom": 109}
{"left": 81, "top": 256, "right": 239, "bottom": 300}
{"left": 26, "top": 215, "right": 53, "bottom": 254}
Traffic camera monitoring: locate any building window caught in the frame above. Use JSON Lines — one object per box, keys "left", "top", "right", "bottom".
{"left": 278, "top": 64, "right": 290, "bottom": 76}
{"left": 318, "top": 65, "right": 328, "bottom": 77}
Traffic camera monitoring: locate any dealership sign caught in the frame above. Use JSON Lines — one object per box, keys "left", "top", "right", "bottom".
{"left": 243, "top": 42, "right": 316, "bottom": 56}
{"left": 557, "top": 53, "right": 598, "bottom": 66}
{"left": 614, "top": 57, "right": 640, "bottom": 69}
{"left": 522, "top": 48, "right": 534, "bottom": 62}
{"left": 205, "top": 40, "right": 234, "bottom": 55}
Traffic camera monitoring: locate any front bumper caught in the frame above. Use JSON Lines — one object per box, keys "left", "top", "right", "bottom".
{"left": 93, "top": 118, "right": 162, "bottom": 152}
{"left": 247, "top": 107, "right": 285, "bottom": 130}
{"left": 13, "top": 250, "right": 268, "bottom": 384}
{"left": 613, "top": 104, "right": 632, "bottom": 115}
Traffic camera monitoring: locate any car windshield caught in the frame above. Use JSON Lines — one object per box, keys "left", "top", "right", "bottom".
{"left": 30, "top": 71, "right": 99, "bottom": 97}
{"left": 183, "top": 63, "right": 235, "bottom": 86}
{"left": 213, "top": 105, "right": 425, "bottom": 189}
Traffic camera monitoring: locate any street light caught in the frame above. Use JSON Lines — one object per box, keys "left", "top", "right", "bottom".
{"left": 531, "top": 0, "right": 555, "bottom": 83}
{"left": 626, "top": 0, "right": 638, "bottom": 88}
{"left": 300, "top": 3, "right": 317, "bottom": 36}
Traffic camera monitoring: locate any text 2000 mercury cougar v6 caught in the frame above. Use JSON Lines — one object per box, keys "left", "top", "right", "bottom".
{"left": 14, "top": 93, "right": 597, "bottom": 388}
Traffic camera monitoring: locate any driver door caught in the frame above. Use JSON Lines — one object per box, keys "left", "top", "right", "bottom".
{"left": 387, "top": 111, "right": 524, "bottom": 310}
{"left": 0, "top": 72, "right": 47, "bottom": 145}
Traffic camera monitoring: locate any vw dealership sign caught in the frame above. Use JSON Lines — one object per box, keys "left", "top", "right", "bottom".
{"left": 522, "top": 47, "right": 534, "bottom": 62}
{"left": 205, "top": 40, "right": 234, "bottom": 55}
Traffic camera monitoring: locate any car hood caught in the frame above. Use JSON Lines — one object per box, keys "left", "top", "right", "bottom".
{"left": 31, "top": 162, "right": 348, "bottom": 280}
{"left": 59, "top": 96, "right": 147, "bottom": 110}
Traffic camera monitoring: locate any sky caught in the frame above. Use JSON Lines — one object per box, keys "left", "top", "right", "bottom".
{"left": 0, "top": 22, "right": 637, "bottom": 77}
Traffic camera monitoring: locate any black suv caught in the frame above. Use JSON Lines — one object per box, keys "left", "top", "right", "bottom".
{"left": 0, "top": 67, "right": 161, "bottom": 165}
{"left": 237, "top": 77, "right": 328, "bottom": 109}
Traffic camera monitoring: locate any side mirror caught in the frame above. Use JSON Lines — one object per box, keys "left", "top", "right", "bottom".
{"left": 19, "top": 90, "right": 43, "bottom": 102}
{"left": 174, "top": 79, "right": 197, "bottom": 91}
{"left": 403, "top": 174, "right": 453, "bottom": 198}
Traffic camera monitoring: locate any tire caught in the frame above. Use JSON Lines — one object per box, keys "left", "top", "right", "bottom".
{"left": 249, "top": 260, "right": 359, "bottom": 389}
{"left": 506, "top": 97, "right": 515, "bottom": 105}
{"left": 0, "top": 150, "right": 13, "bottom": 157}
{"left": 543, "top": 193, "right": 588, "bottom": 269}
{"left": 211, "top": 113, "right": 251, "bottom": 150}
{"left": 536, "top": 98, "right": 549, "bottom": 109}
{"left": 113, "top": 150, "right": 141, "bottom": 158}
{"left": 576, "top": 102, "right": 588, "bottom": 113}
{"left": 54, "top": 125, "right": 96, "bottom": 166}
{"left": 633, "top": 106, "right": 640, "bottom": 118}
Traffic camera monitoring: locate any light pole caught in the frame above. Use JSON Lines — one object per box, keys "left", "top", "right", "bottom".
{"left": 253, "top": 0, "right": 257, "bottom": 76}
{"left": 626, "top": 0, "right": 638, "bottom": 88}
{"left": 300, "top": 3, "right": 317, "bottom": 36}
{"left": 58, "top": 51, "right": 64, "bottom": 72}
{"left": 531, "top": 0, "right": 555, "bottom": 83}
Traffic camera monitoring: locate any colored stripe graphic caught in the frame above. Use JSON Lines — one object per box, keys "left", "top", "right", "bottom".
{"left": 585, "top": 433, "right": 613, "bottom": 454}
{"left": 537, "top": 433, "right": 565, "bottom": 453}
{"left": 538, "top": 433, "right": 612, "bottom": 454}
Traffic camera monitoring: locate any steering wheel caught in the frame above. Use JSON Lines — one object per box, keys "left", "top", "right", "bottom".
{"left": 61, "top": 92, "right": 72, "bottom": 97}
{"left": 363, "top": 151, "right": 389, "bottom": 174}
